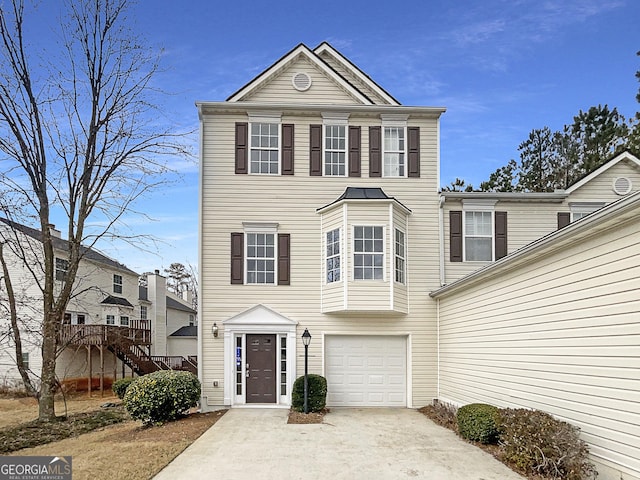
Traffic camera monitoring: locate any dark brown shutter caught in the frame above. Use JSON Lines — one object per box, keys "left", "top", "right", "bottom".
{"left": 369, "top": 126, "right": 382, "bottom": 177}
{"left": 450, "top": 211, "right": 463, "bottom": 262}
{"left": 309, "top": 124, "right": 322, "bottom": 176}
{"left": 557, "top": 212, "right": 570, "bottom": 229}
{"left": 407, "top": 126, "right": 420, "bottom": 177}
{"left": 494, "top": 211, "right": 508, "bottom": 260}
{"left": 235, "top": 123, "right": 248, "bottom": 174}
{"left": 282, "top": 124, "right": 294, "bottom": 175}
{"left": 277, "top": 234, "right": 290, "bottom": 285}
{"left": 348, "top": 126, "right": 361, "bottom": 177}
{"left": 230, "top": 233, "right": 244, "bottom": 284}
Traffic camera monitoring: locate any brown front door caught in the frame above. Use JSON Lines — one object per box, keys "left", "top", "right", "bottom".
{"left": 246, "top": 334, "right": 277, "bottom": 403}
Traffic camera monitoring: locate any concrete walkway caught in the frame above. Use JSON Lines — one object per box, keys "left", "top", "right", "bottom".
{"left": 153, "top": 408, "right": 525, "bottom": 480}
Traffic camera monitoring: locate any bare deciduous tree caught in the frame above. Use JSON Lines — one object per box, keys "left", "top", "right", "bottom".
{"left": 0, "top": 0, "right": 188, "bottom": 421}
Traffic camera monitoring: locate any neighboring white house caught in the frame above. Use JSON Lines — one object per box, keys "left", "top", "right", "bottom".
{"left": 0, "top": 219, "right": 197, "bottom": 390}
{"left": 198, "top": 42, "right": 639, "bottom": 480}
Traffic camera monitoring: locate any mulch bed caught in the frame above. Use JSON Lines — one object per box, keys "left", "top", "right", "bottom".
{"left": 287, "top": 409, "right": 328, "bottom": 424}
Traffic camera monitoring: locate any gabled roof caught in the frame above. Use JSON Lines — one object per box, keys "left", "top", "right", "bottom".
{"left": 169, "top": 325, "right": 197, "bottom": 337}
{"left": 138, "top": 286, "right": 197, "bottom": 314}
{"left": 166, "top": 296, "right": 197, "bottom": 314}
{"left": 565, "top": 150, "right": 640, "bottom": 194}
{"left": 101, "top": 295, "right": 134, "bottom": 307}
{"left": 313, "top": 42, "right": 400, "bottom": 106}
{"left": 226, "top": 43, "right": 377, "bottom": 105}
{"left": 0, "top": 218, "right": 137, "bottom": 276}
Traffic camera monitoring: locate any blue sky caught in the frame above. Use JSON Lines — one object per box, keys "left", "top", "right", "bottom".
{"left": 39, "top": 0, "right": 640, "bottom": 273}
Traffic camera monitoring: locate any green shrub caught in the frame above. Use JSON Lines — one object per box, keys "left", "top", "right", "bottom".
{"left": 123, "top": 370, "right": 201, "bottom": 425}
{"left": 456, "top": 403, "right": 499, "bottom": 444}
{"left": 291, "top": 374, "right": 327, "bottom": 413}
{"left": 498, "top": 408, "right": 597, "bottom": 480}
{"left": 112, "top": 377, "right": 135, "bottom": 399}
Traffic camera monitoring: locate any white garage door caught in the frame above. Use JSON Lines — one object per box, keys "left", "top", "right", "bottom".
{"left": 325, "top": 335, "right": 406, "bottom": 407}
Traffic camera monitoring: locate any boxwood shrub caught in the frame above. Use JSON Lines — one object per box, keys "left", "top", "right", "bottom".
{"left": 112, "top": 377, "right": 135, "bottom": 399}
{"left": 123, "top": 370, "right": 201, "bottom": 425}
{"left": 456, "top": 403, "right": 499, "bottom": 444}
{"left": 291, "top": 374, "right": 327, "bottom": 413}
{"left": 498, "top": 408, "right": 597, "bottom": 480}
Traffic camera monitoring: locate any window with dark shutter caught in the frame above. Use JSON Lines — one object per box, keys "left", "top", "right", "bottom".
{"left": 494, "top": 211, "right": 507, "bottom": 259}
{"left": 450, "top": 211, "right": 462, "bottom": 262}
{"left": 309, "top": 124, "right": 322, "bottom": 176}
{"left": 407, "top": 126, "right": 420, "bottom": 178}
{"left": 278, "top": 234, "right": 290, "bottom": 285}
{"left": 369, "top": 126, "right": 381, "bottom": 177}
{"left": 557, "top": 212, "right": 570, "bottom": 229}
{"left": 348, "top": 126, "right": 361, "bottom": 177}
{"left": 282, "top": 124, "right": 294, "bottom": 175}
{"left": 235, "top": 123, "right": 248, "bottom": 174}
{"left": 230, "top": 233, "right": 244, "bottom": 284}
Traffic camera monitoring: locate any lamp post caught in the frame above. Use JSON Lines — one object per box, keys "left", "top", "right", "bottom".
{"left": 301, "top": 328, "right": 311, "bottom": 414}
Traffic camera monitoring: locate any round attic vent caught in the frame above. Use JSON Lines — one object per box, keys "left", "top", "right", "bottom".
{"left": 292, "top": 72, "right": 312, "bottom": 91}
{"left": 613, "top": 176, "right": 632, "bottom": 195}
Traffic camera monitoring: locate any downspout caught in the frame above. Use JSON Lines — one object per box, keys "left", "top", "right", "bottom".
{"left": 438, "top": 195, "right": 445, "bottom": 286}
{"left": 436, "top": 297, "right": 440, "bottom": 401}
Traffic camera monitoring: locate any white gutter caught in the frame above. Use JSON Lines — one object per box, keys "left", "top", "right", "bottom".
{"left": 438, "top": 195, "right": 445, "bottom": 286}
{"left": 196, "top": 101, "right": 446, "bottom": 118}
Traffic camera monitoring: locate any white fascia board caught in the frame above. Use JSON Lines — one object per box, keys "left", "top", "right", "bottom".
{"left": 227, "top": 44, "right": 373, "bottom": 105}
{"left": 565, "top": 151, "right": 640, "bottom": 194}
{"left": 313, "top": 42, "right": 401, "bottom": 106}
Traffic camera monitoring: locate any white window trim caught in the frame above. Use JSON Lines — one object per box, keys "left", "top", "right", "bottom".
{"left": 243, "top": 222, "right": 278, "bottom": 286}
{"left": 394, "top": 228, "right": 406, "bottom": 284}
{"left": 323, "top": 124, "right": 348, "bottom": 177}
{"left": 462, "top": 200, "right": 496, "bottom": 262}
{"left": 352, "top": 225, "right": 386, "bottom": 281}
{"left": 381, "top": 115, "right": 408, "bottom": 178}
{"left": 382, "top": 126, "right": 408, "bottom": 178}
{"left": 569, "top": 202, "right": 605, "bottom": 222}
{"left": 248, "top": 112, "right": 282, "bottom": 176}
{"left": 322, "top": 113, "right": 349, "bottom": 177}
{"left": 325, "top": 227, "right": 342, "bottom": 284}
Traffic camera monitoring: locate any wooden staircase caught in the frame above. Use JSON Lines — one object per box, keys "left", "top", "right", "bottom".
{"left": 60, "top": 323, "right": 198, "bottom": 377}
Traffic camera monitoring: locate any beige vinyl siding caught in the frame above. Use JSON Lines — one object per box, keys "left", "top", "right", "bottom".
{"left": 200, "top": 109, "right": 442, "bottom": 407}
{"left": 321, "top": 206, "right": 345, "bottom": 312}
{"left": 567, "top": 160, "right": 640, "bottom": 204}
{"left": 436, "top": 209, "right": 640, "bottom": 480}
{"left": 443, "top": 200, "right": 562, "bottom": 284}
{"left": 316, "top": 51, "right": 391, "bottom": 105}
{"left": 244, "top": 56, "right": 361, "bottom": 105}
{"left": 393, "top": 208, "right": 409, "bottom": 312}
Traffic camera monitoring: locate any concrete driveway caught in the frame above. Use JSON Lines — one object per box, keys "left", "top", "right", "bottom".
{"left": 153, "top": 408, "right": 525, "bottom": 480}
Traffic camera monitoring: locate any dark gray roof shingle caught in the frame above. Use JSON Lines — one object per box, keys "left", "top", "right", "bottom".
{"left": 0, "top": 218, "right": 138, "bottom": 276}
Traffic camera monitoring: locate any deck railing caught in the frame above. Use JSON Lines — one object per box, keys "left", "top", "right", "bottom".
{"left": 59, "top": 321, "right": 151, "bottom": 347}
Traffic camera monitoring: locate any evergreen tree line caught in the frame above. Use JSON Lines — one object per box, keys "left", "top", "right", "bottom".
{"left": 444, "top": 53, "right": 640, "bottom": 193}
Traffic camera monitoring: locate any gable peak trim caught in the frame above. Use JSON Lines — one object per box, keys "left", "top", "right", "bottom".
{"left": 226, "top": 43, "right": 373, "bottom": 105}
{"left": 565, "top": 150, "right": 640, "bottom": 194}
{"left": 313, "top": 42, "right": 401, "bottom": 106}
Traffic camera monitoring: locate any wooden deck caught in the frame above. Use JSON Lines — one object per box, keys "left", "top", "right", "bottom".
{"left": 59, "top": 320, "right": 151, "bottom": 347}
